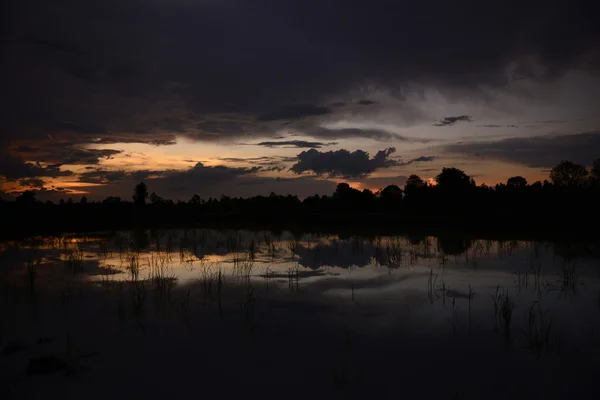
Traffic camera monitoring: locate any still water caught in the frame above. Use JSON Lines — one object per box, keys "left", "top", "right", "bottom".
{"left": 1, "top": 229, "right": 600, "bottom": 399}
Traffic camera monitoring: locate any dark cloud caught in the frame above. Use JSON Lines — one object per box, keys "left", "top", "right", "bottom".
{"left": 15, "top": 146, "right": 39, "bottom": 153}
{"left": 409, "top": 156, "right": 437, "bottom": 163}
{"left": 444, "top": 131, "right": 600, "bottom": 168}
{"left": 297, "top": 127, "right": 432, "bottom": 142}
{"left": 218, "top": 157, "right": 273, "bottom": 163}
{"left": 19, "top": 178, "right": 45, "bottom": 188}
{"left": 2, "top": 0, "right": 599, "bottom": 197}
{"left": 256, "top": 105, "right": 332, "bottom": 121}
{"left": 477, "top": 124, "right": 520, "bottom": 128}
{"left": 9, "top": 140, "right": 123, "bottom": 166}
{"left": 433, "top": 115, "right": 473, "bottom": 127}
{"left": 253, "top": 140, "right": 337, "bottom": 149}
{"left": 78, "top": 170, "right": 128, "bottom": 184}
{"left": 0, "top": 152, "right": 74, "bottom": 180}
{"left": 57, "top": 148, "right": 122, "bottom": 165}
{"left": 4, "top": 0, "right": 597, "bottom": 150}
{"left": 262, "top": 166, "right": 286, "bottom": 172}
{"left": 88, "top": 135, "right": 177, "bottom": 146}
{"left": 356, "top": 100, "right": 377, "bottom": 105}
{"left": 54, "top": 120, "right": 105, "bottom": 134}
{"left": 158, "top": 162, "right": 261, "bottom": 189}
{"left": 85, "top": 165, "right": 337, "bottom": 201}
{"left": 290, "top": 148, "right": 398, "bottom": 178}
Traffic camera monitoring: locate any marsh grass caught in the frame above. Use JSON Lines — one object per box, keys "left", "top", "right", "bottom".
{"left": 547, "top": 260, "right": 579, "bottom": 297}
{"left": 63, "top": 245, "right": 84, "bottom": 275}
{"left": 197, "top": 258, "right": 219, "bottom": 300}
{"left": 225, "top": 230, "right": 242, "bottom": 253}
{"left": 248, "top": 238, "right": 256, "bottom": 261}
{"left": 515, "top": 261, "right": 544, "bottom": 294}
{"left": 240, "top": 285, "right": 256, "bottom": 337}
{"left": 351, "top": 235, "right": 363, "bottom": 255}
{"left": 385, "top": 238, "right": 404, "bottom": 268}
{"left": 264, "top": 267, "right": 274, "bottom": 291}
{"left": 25, "top": 257, "right": 39, "bottom": 296}
{"left": 500, "top": 291, "right": 516, "bottom": 339}
{"left": 126, "top": 252, "right": 141, "bottom": 281}
{"left": 148, "top": 253, "right": 175, "bottom": 305}
{"left": 232, "top": 252, "right": 254, "bottom": 279}
{"left": 287, "top": 238, "right": 299, "bottom": 258}
{"left": 489, "top": 285, "right": 503, "bottom": 333}
{"left": 288, "top": 264, "right": 300, "bottom": 292}
{"left": 427, "top": 268, "right": 438, "bottom": 304}
{"left": 99, "top": 240, "right": 110, "bottom": 260}
{"left": 521, "top": 301, "right": 558, "bottom": 358}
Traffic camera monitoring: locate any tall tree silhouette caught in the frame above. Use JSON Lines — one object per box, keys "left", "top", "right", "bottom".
{"left": 550, "top": 160, "right": 588, "bottom": 186}
{"left": 133, "top": 182, "right": 149, "bottom": 206}
{"left": 16, "top": 190, "right": 36, "bottom": 206}
{"left": 379, "top": 184, "right": 403, "bottom": 210}
{"left": 406, "top": 174, "right": 426, "bottom": 189}
{"left": 435, "top": 167, "right": 473, "bottom": 191}
{"left": 506, "top": 176, "right": 527, "bottom": 189}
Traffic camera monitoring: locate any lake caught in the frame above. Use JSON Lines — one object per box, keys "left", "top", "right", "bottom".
{"left": 1, "top": 229, "right": 599, "bottom": 399}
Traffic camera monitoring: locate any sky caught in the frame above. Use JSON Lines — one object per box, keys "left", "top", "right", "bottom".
{"left": 1, "top": 0, "right": 599, "bottom": 201}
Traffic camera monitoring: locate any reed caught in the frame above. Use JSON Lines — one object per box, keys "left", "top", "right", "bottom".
{"left": 521, "top": 301, "right": 557, "bottom": 358}
{"left": 25, "top": 257, "right": 39, "bottom": 296}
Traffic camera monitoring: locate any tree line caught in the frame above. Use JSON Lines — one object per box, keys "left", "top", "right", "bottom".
{"left": 2, "top": 158, "right": 599, "bottom": 238}
{"left": 7, "top": 158, "right": 600, "bottom": 209}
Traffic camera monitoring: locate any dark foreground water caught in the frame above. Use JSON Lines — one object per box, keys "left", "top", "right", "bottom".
{"left": 1, "top": 229, "right": 600, "bottom": 399}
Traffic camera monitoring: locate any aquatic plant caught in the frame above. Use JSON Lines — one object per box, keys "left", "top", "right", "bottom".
{"left": 63, "top": 245, "right": 84, "bottom": 275}
{"left": 521, "top": 301, "right": 558, "bottom": 359}
{"left": 500, "top": 292, "right": 516, "bottom": 338}
{"left": 232, "top": 252, "right": 254, "bottom": 279}
{"left": 489, "top": 285, "right": 503, "bottom": 333}
{"left": 288, "top": 264, "right": 300, "bottom": 292}
{"left": 148, "top": 252, "right": 175, "bottom": 304}
{"left": 25, "top": 257, "right": 39, "bottom": 296}
{"left": 126, "top": 252, "right": 141, "bottom": 282}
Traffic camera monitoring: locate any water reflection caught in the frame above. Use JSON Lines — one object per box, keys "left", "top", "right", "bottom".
{"left": 1, "top": 229, "right": 600, "bottom": 398}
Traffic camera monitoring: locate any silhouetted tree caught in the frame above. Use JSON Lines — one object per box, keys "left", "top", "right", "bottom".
{"left": 550, "top": 160, "right": 588, "bottom": 186}
{"left": 506, "top": 176, "right": 527, "bottom": 189}
{"left": 189, "top": 194, "right": 202, "bottom": 204}
{"left": 333, "top": 183, "right": 354, "bottom": 199}
{"left": 67, "top": 197, "right": 74, "bottom": 205}
{"left": 80, "top": 196, "right": 88, "bottom": 204}
{"left": 379, "top": 184, "right": 403, "bottom": 210}
{"left": 150, "top": 192, "right": 163, "bottom": 204}
{"left": 436, "top": 167, "right": 473, "bottom": 191}
{"left": 405, "top": 175, "right": 426, "bottom": 189}
{"left": 133, "top": 182, "right": 149, "bottom": 205}
{"left": 16, "top": 190, "right": 36, "bottom": 206}
{"left": 103, "top": 196, "right": 121, "bottom": 204}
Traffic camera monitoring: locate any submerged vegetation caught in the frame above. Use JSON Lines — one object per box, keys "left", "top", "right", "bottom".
{"left": 1, "top": 229, "right": 599, "bottom": 398}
